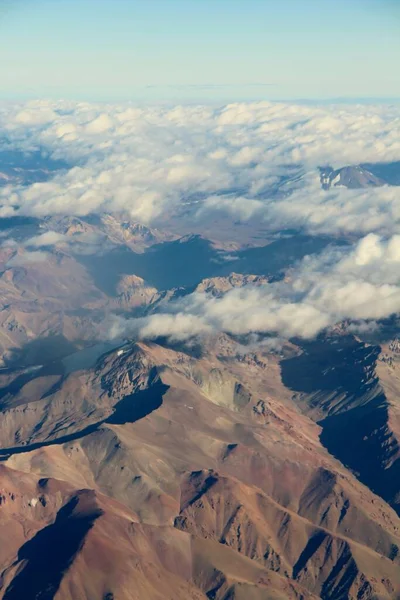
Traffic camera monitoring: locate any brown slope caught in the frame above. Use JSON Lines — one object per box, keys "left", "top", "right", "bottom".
{"left": 0, "top": 473, "right": 205, "bottom": 600}
{"left": 176, "top": 469, "right": 400, "bottom": 599}
{"left": 0, "top": 243, "right": 108, "bottom": 364}
{"left": 0, "top": 343, "right": 164, "bottom": 450}
{"left": 191, "top": 536, "right": 318, "bottom": 600}
{"left": 4, "top": 339, "right": 400, "bottom": 599}
{"left": 0, "top": 463, "right": 317, "bottom": 600}
{"left": 281, "top": 334, "right": 400, "bottom": 514}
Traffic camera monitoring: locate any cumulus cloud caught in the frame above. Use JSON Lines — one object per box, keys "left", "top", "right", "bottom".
{"left": 2, "top": 99, "right": 400, "bottom": 347}
{"left": 110, "top": 289, "right": 331, "bottom": 342}
{"left": 6, "top": 228, "right": 106, "bottom": 255}
{"left": 7, "top": 251, "right": 49, "bottom": 267}
{"left": 25, "top": 231, "right": 68, "bottom": 247}
{"left": 107, "top": 234, "right": 400, "bottom": 343}
{"left": 0, "top": 99, "right": 399, "bottom": 236}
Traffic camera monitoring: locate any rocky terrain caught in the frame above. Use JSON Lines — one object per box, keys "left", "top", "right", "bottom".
{"left": 319, "top": 161, "right": 400, "bottom": 190}
{"left": 1, "top": 205, "right": 400, "bottom": 599}
{"left": 0, "top": 332, "right": 400, "bottom": 599}
{"left": 0, "top": 214, "right": 340, "bottom": 365}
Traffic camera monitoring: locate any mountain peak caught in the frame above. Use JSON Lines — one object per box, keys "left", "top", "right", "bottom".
{"left": 320, "top": 165, "right": 385, "bottom": 190}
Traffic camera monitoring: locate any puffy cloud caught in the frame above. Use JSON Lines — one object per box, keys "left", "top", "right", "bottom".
{"left": 9, "top": 229, "right": 107, "bottom": 255}
{"left": 265, "top": 183, "right": 400, "bottom": 237}
{"left": 25, "top": 231, "right": 68, "bottom": 247}
{"left": 200, "top": 195, "right": 264, "bottom": 222}
{"left": 0, "top": 99, "right": 399, "bottom": 345}
{"left": 108, "top": 234, "right": 400, "bottom": 343}
{"left": 85, "top": 114, "right": 115, "bottom": 134}
{"left": 109, "top": 288, "right": 331, "bottom": 342}
{"left": 139, "top": 313, "right": 213, "bottom": 341}
{"left": 7, "top": 251, "right": 49, "bottom": 267}
{"left": 0, "top": 100, "right": 398, "bottom": 237}
{"left": 13, "top": 107, "right": 59, "bottom": 126}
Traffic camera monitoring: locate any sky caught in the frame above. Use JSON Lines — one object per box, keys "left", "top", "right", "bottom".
{"left": 0, "top": 0, "right": 399, "bottom": 102}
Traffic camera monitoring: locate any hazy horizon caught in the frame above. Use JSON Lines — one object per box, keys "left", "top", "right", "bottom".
{"left": 0, "top": 0, "right": 399, "bottom": 102}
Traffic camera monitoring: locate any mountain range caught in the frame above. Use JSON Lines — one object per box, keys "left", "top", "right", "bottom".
{"left": 319, "top": 161, "right": 400, "bottom": 190}
{"left": 0, "top": 205, "right": 399, "bottom": 598}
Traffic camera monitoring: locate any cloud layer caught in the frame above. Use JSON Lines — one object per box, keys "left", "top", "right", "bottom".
{"left": 0, "top": 99, "right": 399, "bottom": 236}
{"left": 108, "top": 234, "right": 400, "bottom": 342}
{"left": 1, "top": 100, "right": 400, "bottom": 343}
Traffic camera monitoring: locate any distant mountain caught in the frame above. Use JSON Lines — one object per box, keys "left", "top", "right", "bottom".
{"left": 0, "top": 211, "right": 346, "bottom": 365}
{"left": 0, "top": 150, "right": 69, "bottom": 187}
{"left": 320, "top": 165, "right": 385, "bottom": 190}
{"left": 363, "top": 161, "right": 400, "bottom": 186}
{"left": 320, "top": 161, "right": 400, "bottom": 190}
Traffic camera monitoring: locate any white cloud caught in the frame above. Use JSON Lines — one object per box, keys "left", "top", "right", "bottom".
{"left": 200, "top": 195, "right": 264, "bottom": 222}
{"left": 107, "top": 234, "right": 400, "bottom": 342}
{"left": 0, "top": 99, "right": 398, "bottom": 237}
{"left": 85, "top": 114, "right": 115, "bottom": 134}
{"left": 7, "top": 251, "right": 49, "bottom": 267}
{"left": 13, "top": 107, "right": 59, "bottom": 126}
{"left": 25, "top": 231, "right": 68, "bottom": 247}
{"left": 0, "top": 100, "right": 399, "bottom": 343}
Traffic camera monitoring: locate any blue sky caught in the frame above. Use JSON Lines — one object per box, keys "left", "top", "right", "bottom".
{"left": 0, "top": 0, "right": 399, "bottom": 101}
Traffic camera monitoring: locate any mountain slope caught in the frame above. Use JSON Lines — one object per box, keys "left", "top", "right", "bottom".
{"left": 2, "top": 337, "right": 400, "bottom": 599}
